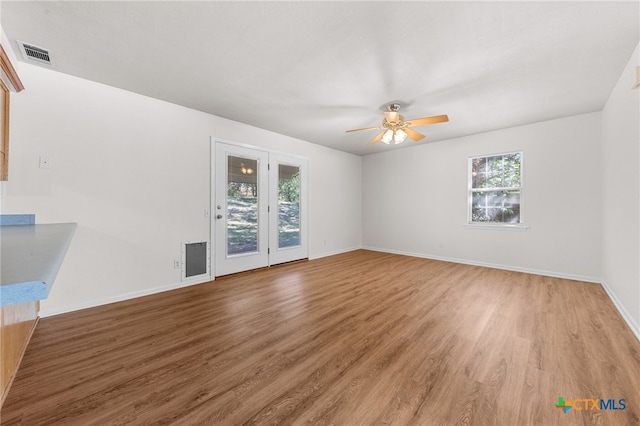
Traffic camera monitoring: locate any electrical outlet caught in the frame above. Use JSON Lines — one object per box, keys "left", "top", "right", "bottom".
{"left": 174, "top": 260, "right": 181, "bottom": 269}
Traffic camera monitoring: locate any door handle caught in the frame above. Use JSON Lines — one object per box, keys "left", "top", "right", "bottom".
{"left": 216, "top": 214, "right": 223, "bottom": 220}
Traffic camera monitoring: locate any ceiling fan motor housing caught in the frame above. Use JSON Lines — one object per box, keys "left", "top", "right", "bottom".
{"left": 384, "top": 104, "right": 403, "bottom": 127}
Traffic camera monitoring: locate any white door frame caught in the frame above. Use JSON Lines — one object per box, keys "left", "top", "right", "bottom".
{"left": 213, "top": 142, "right": 269, "bottom": 276}
{"left": 269, "top": 152, "right": 309, "bottom": 266}
{"left": 210, "top": 138, "right": 309, "bottom": 277}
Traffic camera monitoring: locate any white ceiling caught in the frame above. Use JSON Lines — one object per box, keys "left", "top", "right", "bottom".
{"left": 2, "top": 1, "right": 639, "bottom": 156}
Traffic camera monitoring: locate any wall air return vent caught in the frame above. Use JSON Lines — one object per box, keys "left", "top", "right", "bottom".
{"left": 17, "top": 41, "right": 55, "bottom": 67}
{"left": 181, "top": 241, "right": 210, "bottom": 281}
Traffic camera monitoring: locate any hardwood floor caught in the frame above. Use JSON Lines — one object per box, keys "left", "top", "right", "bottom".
{"left": 1, "top": 250, "right": 639, "bottom": 425}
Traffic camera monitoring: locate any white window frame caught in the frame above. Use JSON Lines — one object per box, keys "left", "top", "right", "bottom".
{"left": 466, "top": 151, "right": 529, "bottom": 231}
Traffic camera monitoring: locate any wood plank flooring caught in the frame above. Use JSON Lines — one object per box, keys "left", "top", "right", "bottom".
{"left": 1, "top": 250, "right": 639, "bottom": 425}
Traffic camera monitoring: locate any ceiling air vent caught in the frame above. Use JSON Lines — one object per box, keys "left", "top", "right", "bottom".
{"left": 17, "top": 41, "right": 55, "bottom": 67}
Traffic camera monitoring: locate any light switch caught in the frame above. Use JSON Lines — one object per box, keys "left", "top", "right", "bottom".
{"left": 39, "top": 156, "right": 51, "bottom": 169}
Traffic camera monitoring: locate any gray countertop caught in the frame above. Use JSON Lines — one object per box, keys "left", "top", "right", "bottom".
{"left": 1, "top": 223, "right": 77, "bottom": 307}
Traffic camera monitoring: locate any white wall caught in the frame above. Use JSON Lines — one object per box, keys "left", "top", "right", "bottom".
{"left": 602, "top": 41, "right": 640, "bottom": 337}
{"left": 5, "top": 62, "right": 361, "bottom": 316}
{"left": 5, "top": 42, "right": 637, "bottom": 331}
{"left": 362, "top": 112, "right": 602, "bottom": 281}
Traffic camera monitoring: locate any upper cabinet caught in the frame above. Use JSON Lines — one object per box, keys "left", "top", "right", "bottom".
{"left": 0, "top": 43, "right": 25, "bottom": 181}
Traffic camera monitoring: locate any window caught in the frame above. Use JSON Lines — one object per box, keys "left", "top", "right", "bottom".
{"left": 469, "top": 152, "right": 522, "bottom": 224}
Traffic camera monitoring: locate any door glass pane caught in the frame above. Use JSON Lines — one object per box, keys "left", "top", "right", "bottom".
{"left": 278, "top": 164, "right": 301, "bottom": 248}
{"left": 227, "top": 155, "right": 258, "bottom": 255}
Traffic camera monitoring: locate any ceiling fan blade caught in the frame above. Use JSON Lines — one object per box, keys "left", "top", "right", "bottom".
{"left": 346, "top": 125, "right": 381, "bottom": 133}
{"left": 406, "top": 114, "right": 449, "bottom": 127}
{"left": 369, "top": 131, "right": 385, "bottom": 145}
{"left": 404, "top": 127, "right": 425, "bottom": 142}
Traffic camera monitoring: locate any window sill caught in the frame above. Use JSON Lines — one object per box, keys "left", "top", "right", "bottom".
{"left": 464, "top": 223, "right": 530, "bottom": 231}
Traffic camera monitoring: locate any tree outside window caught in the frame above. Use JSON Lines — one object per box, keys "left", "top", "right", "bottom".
{"left": 469, "top": 152, "right": 522, "bottom": 224}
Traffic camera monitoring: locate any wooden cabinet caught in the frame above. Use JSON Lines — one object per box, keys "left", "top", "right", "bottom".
{"left": 0, "top": 43, "right": 27, "bottom": 406}
{"left": 1, "top": 302, "right": 39, "bottom": 406}
{"left": 1, "top": 79, "right": 9, "bottom": 180}
{"left": 0, "top": 43, "right": 25, "bottom": 181}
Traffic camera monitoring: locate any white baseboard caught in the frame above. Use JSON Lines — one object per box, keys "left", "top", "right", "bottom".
{"left": 600, "top": 280, "right": 640, "bottom": 342}
{"left": 309, "top": 246, "right": 361, "bottom": 260}
{"left": 39, "top": 246, "right": 362, "bottom": 317}
{"left": 363, "top": 246, "right": 640, "bottom": 342}
{"left": 43, "top": 246, "right": 638, "bottom": 346}
{"left": 39, "top": 276, "right": 213, "bottom": 318}
{"left": 361, "top": 246, "right": 601, "bottom": 283}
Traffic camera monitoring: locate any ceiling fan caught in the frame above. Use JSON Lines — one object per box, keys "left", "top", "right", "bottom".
{"left": 346, "top": 103, "right": 449, "bottom": 145}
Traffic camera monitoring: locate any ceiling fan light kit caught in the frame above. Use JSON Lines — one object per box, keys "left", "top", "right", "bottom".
{"left": 381, "top": 128, "right": 407, "bottom": 145}
{"left": 346, "top": 103, "right": 449, "bottom": 146}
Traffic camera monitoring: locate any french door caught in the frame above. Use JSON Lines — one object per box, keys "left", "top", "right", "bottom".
{"left": 268, "top": 152, "right": 308, "bottom": 266}
{"left": 213, "top": 142, "right": 308, "bottom": 276}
